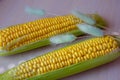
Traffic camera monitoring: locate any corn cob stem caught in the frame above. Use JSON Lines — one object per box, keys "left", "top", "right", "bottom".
{"left": 0, "top": 14, "right": 106, "bottom": 56}
{"left": 0, "top": 35, "right": 119, "bottom": 80}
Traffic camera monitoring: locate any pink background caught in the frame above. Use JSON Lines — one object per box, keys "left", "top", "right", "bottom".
{"left": 0, "top": 0, "right": 120, "bottom": 80}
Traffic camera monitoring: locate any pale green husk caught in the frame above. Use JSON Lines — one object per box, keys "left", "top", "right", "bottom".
{"left": 77, "top": 23, "right": 103, "bottom": 36}
{"left": 25, "top": 6, "right": 46, "bottom": 16}
{"left": 49, "top": 34, "right": 77, "bottom": 44}
{"left": 71, "top": 10, "right": 96, "bottom": 25}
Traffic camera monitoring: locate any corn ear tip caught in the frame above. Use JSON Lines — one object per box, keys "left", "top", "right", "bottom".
{"left": 91, "top": 13, "right": 107, "bottom": 29}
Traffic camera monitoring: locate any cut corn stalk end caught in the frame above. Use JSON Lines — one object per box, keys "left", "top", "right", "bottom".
{"left": 71, "top": 10, "right": 107, "bottom": 29}
{"left": 91, "top": 14, "right": 107, "bottom": 29}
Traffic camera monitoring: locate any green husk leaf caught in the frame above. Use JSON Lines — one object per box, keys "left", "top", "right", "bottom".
{"left": 28, "top": 49, "right": 120, "bottom": 80}
{"left": 0, "top": 38, "right": 50, "bottom": 56}
{"left": 0, "top": 70, "right": 14, "bottom": 80}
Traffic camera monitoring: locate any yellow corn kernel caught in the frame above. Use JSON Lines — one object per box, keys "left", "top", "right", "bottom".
{"left": 10, "top": 35, "right": 119, "bottom": 80}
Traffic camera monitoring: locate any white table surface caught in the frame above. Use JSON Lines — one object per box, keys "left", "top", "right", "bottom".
{"left": 0, "top": 0, "right": 120, "bottom": 80}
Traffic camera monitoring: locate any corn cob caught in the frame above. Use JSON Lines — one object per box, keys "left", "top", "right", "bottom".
{"left": 0, "top": 13, "right": 106, "bottom": 56}
{"left": 0, "top": 35, "right": 120, "bottom": 80}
